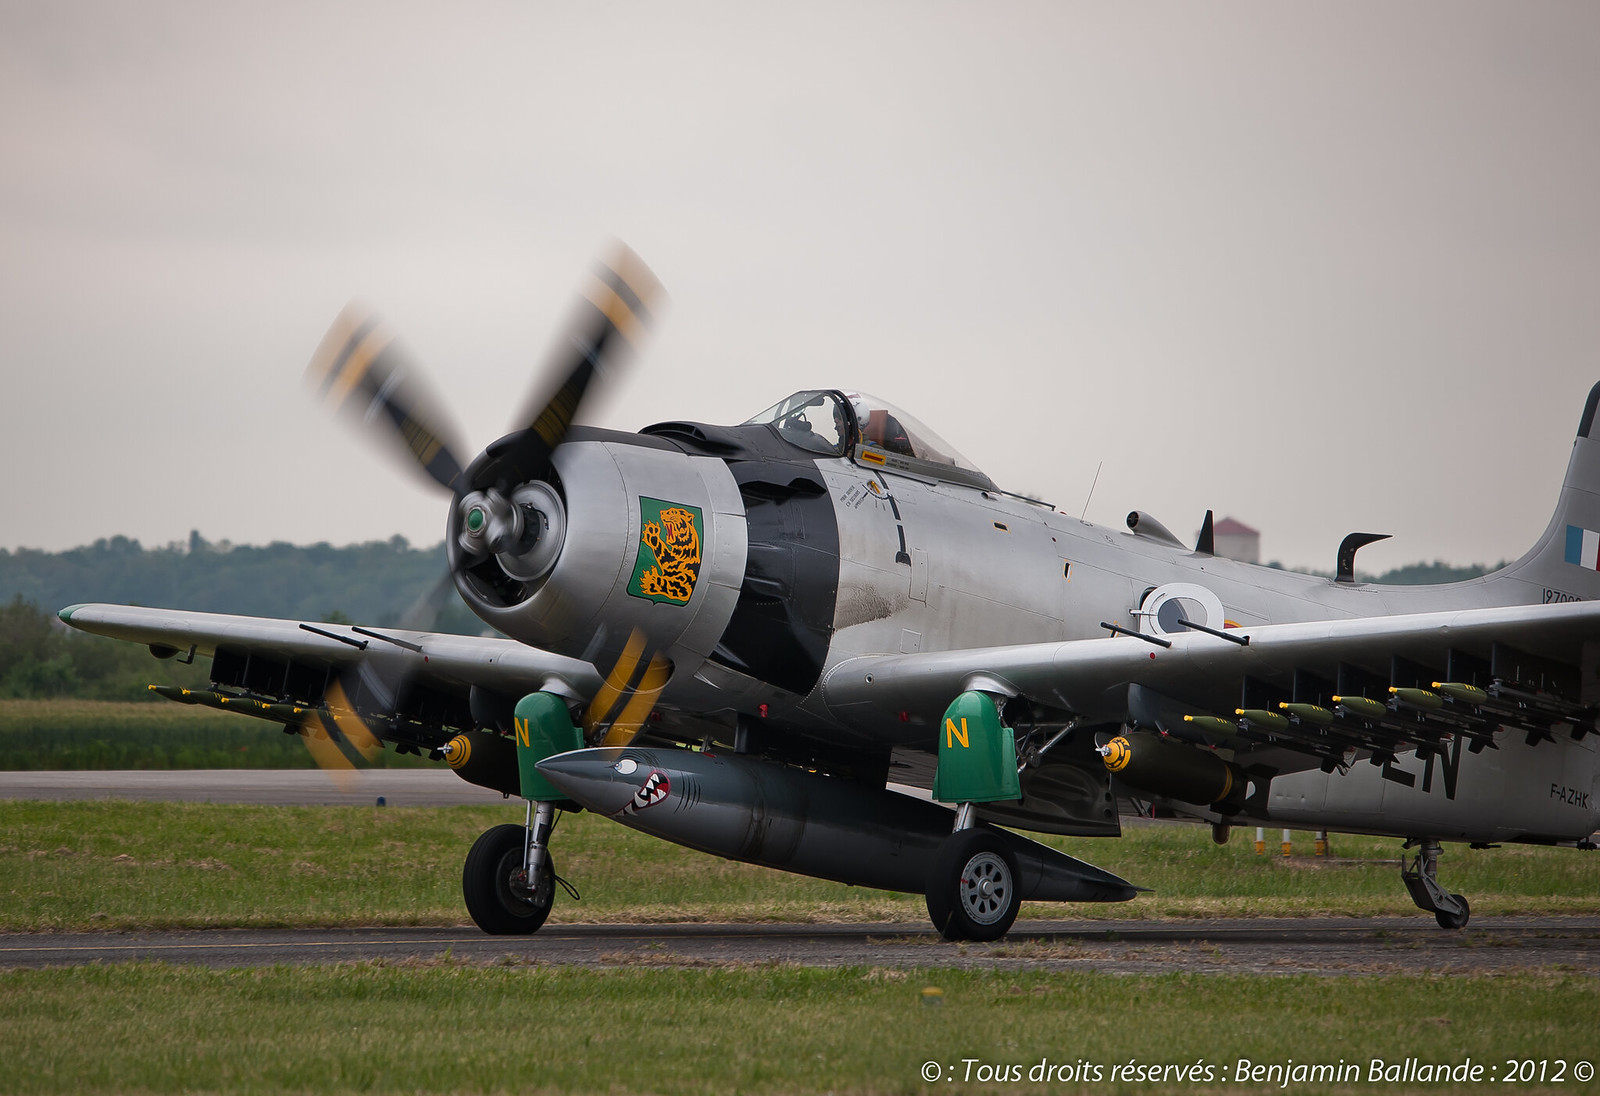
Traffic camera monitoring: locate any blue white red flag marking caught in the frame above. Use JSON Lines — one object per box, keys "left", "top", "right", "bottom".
{"left": 1565, "top": 525, "right": 1600, "bottom": 570}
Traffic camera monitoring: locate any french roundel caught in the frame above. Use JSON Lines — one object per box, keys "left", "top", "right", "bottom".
{"left": 1137, "top": 583, "right": 1227, "bottom": 638}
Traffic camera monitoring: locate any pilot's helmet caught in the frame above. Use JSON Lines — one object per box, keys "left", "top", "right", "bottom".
{"left": 841, "top": 393, "right": 869, "bottom": 426}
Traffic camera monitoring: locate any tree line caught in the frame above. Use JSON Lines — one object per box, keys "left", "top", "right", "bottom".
{"left": 0, "top": 533, "right": 484, "bottom": 700}
{"left": 0, "top": 596, "right": 213, "bottom": 699}
{"left": 0, "top": 532, "right": 478, "bottom": 626}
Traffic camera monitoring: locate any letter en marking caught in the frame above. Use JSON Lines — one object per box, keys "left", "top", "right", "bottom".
{"left": 945, "top": 717, "right": 969, "bottom": 749}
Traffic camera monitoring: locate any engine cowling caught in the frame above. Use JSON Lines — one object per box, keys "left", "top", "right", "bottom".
{"left": 448, "top": 438, "right": 748, "bottom": 674}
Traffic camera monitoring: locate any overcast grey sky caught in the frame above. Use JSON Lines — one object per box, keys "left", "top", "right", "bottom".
{"left": 2, "top": 2, "right": 1596, "bottom": 571}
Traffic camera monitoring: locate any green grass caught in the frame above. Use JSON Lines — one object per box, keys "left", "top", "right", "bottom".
{"left": 0, "top": 802, "right": 917, "bottom": 931}
{"left": 1055, "top": 821, "right": 1600, "bottom": 920}
{"left": 0, "top": 699, "right": 431, "bottom": 769}
{"left": 0, "top": 964, "right": 1593, "bottom": 1094}
{"left": 2, "top": 802, "right": 1597, "bottom": 1094}
{"left": 2, "top": 802, "right": 1596, "bottom": 932}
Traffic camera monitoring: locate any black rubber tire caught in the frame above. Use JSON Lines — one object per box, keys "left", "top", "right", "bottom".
{"left": 925, "top": 828, "right": 1021, "bottom": 942}
{"left": 462, "top": 823, "right": 555, "bottom": 935}
{"left": 1435, "top": 893, "right": 1470, "bottom": 930}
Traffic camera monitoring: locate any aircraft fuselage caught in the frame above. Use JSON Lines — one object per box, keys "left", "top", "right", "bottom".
{"left": 447, "top": 390, "right": 1600, "bottom": 847}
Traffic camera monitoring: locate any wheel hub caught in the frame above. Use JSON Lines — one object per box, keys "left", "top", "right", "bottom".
{"left": 958, "top": 852, "right": 1013, "bottom": 925}
{"left": 506, "top": 865, "right": 535, "bottom": 904}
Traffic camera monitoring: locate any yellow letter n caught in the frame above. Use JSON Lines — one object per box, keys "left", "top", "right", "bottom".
{"left": 515, "top": 718, "right": 530, "bottom": 748}
{"left": 945, "top": 717, "right": 969, "bottom": 749}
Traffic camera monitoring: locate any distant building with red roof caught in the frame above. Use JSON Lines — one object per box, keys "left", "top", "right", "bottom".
{"left": 1213, "top": 517, "right": 1260, "bottom": 564}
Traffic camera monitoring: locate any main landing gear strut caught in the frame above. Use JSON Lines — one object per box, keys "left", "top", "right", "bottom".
{"left": 926, "top": 802, "right": 1022, "bottom": 942}
{"left": 925, "top": 691, "right": 1027, "bottom": 942}
{"left": 460, "top": 691, "right": 585, "bottom": 935}
{"left": 1401, "top": 838, "right": 1470, "bottom": 930}
{"left": 463, "top": 800, "right": 560, "bottom": 935}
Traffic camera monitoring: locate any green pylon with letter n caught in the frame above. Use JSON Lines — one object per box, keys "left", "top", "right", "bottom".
{"left": 514, "top": 692, "right": 584, "bottom": 802}
{"left": 931, "top": 690, "right": 1021, "bottom": 803}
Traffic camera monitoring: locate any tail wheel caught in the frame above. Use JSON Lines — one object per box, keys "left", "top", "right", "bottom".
{"left": 463, "top": 823, "right": 555, "bottom": 935}
{"left": 925, "top": 828, "right": 1021, "bottom": 942}
{"left": 1435, "top": 893, "right": 1470, "bottom": 930}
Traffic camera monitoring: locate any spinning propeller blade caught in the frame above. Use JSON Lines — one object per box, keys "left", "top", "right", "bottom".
{"left": 288, "top": 678, "right": 385, "bottom": 792}
{"left": 322, "top": 678, "right": 384, "bottom": 762}
{"left": 585, "top": 628, "right": 673, "bottom": 747}
{"left": 306, "top": 306, "right": 468, "bottom": 493}
{"left": 298, "top": 717, "right": 360, "bottom": 792}
{"left": 397, "top": 570, "right": 461, "bottom": 632}
{"left": 474, "top": 244, "right": 664, "bottom": 490}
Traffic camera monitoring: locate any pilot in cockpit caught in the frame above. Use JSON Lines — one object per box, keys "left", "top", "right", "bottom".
{"left": 831, "top": 398, "right": 855, "bottom": 448}
{"left": 843, "top": 394, "right": 915, "bottom": 457}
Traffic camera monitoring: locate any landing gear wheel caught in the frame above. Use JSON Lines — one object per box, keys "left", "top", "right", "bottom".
{"left": 463, "top": 823, "right": 555, "bottom": 935}
{"left": 1400, "top": 839, "right": 1470, "bottom": 931}
{"left": 925, "top": 829, "right": 1020, "bottom": 942}
{"left": 1435, "top": 893, "right": 1470, "bottom": 930}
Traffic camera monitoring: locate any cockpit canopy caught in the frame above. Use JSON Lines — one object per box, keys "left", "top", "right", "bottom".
{"left": 743, "top": 390, "right": 994, "bottom": 490}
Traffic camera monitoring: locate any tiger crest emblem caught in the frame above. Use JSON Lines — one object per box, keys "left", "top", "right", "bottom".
{"left": 628, "top": 498, "right": 703, "bottom": 605}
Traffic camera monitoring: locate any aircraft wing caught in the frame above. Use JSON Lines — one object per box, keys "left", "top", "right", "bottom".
{"left": 822, "top": 600, "right": 1600, "bottom": 772}
{"left": 58, "top": 603, "right": 604, "bottom": 748}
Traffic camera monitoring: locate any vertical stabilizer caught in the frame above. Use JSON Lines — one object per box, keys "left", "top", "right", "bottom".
{"left": 1496, "top": 381, "right": 1600, "bottom": 599}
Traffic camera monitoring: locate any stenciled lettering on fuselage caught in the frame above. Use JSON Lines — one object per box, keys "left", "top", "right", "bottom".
{"left": 1551, "top": 783, "right": 1593, "bottom": 810}
{"left": 839, "top": 475, "right": 911, "bottom": 566}
{"left": 628, "top": 497, "right": 703, "bottom": 605}
{"left": 1379, "top": 734, "right": 1465, "bottom": 800}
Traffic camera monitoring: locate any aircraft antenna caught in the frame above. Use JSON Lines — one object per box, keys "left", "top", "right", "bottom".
{"left": 1080, "top": 461, "right": 1103, "bottom": 521}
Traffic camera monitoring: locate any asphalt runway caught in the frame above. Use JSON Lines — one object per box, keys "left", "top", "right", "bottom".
{"left": 4, "top": 917, "right": 1597, "bottom": 974}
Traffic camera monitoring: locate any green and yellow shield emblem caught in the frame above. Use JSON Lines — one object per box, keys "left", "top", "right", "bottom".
{"left": 628, "top": 497, "right": 703, "bottom": 605}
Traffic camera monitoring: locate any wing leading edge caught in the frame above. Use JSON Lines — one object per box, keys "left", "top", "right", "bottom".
{"left": 59, "top": 603, "right": 604, "bottom": 751}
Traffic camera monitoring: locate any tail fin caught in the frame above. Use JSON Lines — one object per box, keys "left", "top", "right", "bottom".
{"left": 1495, "top": 381, "right": 1600, "bottom": 599}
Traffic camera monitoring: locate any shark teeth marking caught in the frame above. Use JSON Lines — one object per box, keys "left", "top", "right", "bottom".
{"left": 621, "top": 769, "right": 671, "bottom": 815}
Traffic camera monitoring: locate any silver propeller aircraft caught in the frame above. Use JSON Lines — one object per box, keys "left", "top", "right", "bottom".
{"left": 62, "top": 248, "right": 1600, "bottom": 940}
